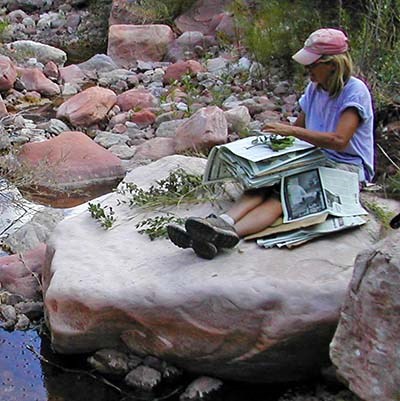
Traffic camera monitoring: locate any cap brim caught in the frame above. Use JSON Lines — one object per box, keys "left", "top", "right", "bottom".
{"left": 292, "top": 48, "right": 321, "bottom": 65}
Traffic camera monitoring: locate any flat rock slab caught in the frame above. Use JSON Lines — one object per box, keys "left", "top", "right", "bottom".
{"left": 43, "top": 155, "right": 380, "bottom": 383}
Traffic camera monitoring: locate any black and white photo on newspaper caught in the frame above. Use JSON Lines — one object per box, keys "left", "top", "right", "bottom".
{"left": 281, "top": 166, "right": 368, "bottom": 223}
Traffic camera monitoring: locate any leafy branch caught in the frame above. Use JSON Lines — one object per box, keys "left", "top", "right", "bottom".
{"left": 88, "top": 202, "right": 116, "bottom": 229}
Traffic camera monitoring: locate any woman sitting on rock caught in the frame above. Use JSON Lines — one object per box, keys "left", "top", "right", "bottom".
{"left": 167, "top": 28, "right": 374, "bottom": 259}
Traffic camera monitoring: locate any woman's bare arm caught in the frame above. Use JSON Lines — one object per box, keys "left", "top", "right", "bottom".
{"left": 263, "top": 108, "right": 361, "bottom": 151}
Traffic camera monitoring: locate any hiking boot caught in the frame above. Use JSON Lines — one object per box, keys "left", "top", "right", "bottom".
{"left": 185, "top": 215, "right": 239, "bottom": 249}
{"left": 167, "top": 224, "right": 218, "bottom": 260}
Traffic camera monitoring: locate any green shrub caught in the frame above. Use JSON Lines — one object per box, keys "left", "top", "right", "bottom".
{"left": 349, "top": 0, "right": 400, "bottom": 106}
{"left": 229, "top": 0, "right": 400, "bottom": 106}
{"left": 126, "top": 0, "right": 197, "bottom": 24}
{"left": 229, "top": 0, "right": 331, "bottom": 68}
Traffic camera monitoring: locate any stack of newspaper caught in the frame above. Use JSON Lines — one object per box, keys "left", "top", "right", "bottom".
{"left": 203, "top": 134, "right": 327, "bottom": 189}
{"left": 203, "top": 134, "right": 368, "bottom": 248}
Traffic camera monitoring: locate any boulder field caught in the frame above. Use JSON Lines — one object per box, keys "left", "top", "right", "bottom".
{"left": 42, "top": 155, "right": 380, "bottom": 383}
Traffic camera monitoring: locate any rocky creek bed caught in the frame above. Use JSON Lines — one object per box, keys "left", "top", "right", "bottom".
{"left": 0, "top": 1, "right": 398, "bottom": 400}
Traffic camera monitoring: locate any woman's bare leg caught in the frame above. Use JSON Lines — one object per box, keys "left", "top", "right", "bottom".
{"left": 234, "top": 197, "right": 282, "bottom": 237}
{"left": 226, "top": 190, "right": 268, "bottom": 222}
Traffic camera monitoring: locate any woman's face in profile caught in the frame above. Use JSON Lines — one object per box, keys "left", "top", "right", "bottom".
{"left": 306, "top": 61, "right": 335, "bottom": 89}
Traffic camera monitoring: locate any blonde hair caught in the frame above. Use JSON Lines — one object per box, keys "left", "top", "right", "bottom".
{"left": 317, "top": 52, "right": 353, "bottom": 97}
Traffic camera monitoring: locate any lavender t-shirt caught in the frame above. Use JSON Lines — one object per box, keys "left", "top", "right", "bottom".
{"left": 299, "top": 76, "right": 374, "bottom": 181}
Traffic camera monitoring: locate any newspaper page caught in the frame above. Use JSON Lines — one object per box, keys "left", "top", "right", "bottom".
{"left": 217, "top": 135, "right": 315, "bottom": 163}
{"left": 281, "top": 167, "right": 367, "bottom": 223}
{"left": 203, "top": 136, "right": 324, "bottom": 187}
{"left": 257, "top": 215, "right": 366, "bottom": 248}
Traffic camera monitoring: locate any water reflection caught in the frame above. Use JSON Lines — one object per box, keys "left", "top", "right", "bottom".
{"left": 0, "top": 329, "right": 120, "bottom": 401}
{"left": 0, "top": 328, "right": 352, "bottom": 401}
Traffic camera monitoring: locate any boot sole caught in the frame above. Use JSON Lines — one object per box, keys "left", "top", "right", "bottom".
{"left": 167, "top": 224, "right": 192, "bottom": 249}
{"left": 192, "top": 240, "right": 218, "bottom": 260}
{"left": 168, "top": 224, "right": 218, "bottom": 259}
{"left": 185, "top": 218, "right": 239, "bottom": 249}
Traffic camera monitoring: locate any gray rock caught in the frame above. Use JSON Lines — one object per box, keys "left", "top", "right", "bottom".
{"left": 87, "top": 348, "right": 130, "bottom": 376}
{"left": 108, "top": 144, "right": 136, "bottom": 160}
{"left": 155, "top": 119, "right": 186, "bottom": 138}
{"left": 127, "top": 354, "right": 142, "bottom": 370}
{"left": 94, "top": 131, "right": 129, "bottom": 148}
{"left": 6, "top": 40, "right": 66, "bottom": 65}
{"left": 180, "top": 376, "right": 223, "bottom": 401}
{"left": 0, "top": 304, "right": 17, "bottom": 322}
{"left": 15, "top": 301, "right": 43, "bottom": 320}
{"left": 78, "top": 54, "right": 119, "bottom": 73}
{"left": 125, "top": 365, "right": 162, "bottom": 390}
{"left": 0, "top": 292, "right": 25, "bottom": 305}
{"left": 36, "top": 118, "right": 70, "bottom": 136}
{"left": 2, "top": 208, "right": 64, "bottom": 253}
{"left": 14, "top": 313, "right": 30, "bottom": 330}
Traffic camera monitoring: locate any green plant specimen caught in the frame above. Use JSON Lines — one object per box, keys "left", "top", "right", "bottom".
{"left": 250, "top": 135, "right": 295, "bottom": 151}
{"left": 117, "top": 169, "right": 227, "bottom": 240}
{"left": 88, "top": 202, "right": 116, "bottom": 229}
{"left": 118, "top": 168, "right": 223, "bottom": 209}
{"left": 136, "top": 215, "right": 185, "bottom": 240}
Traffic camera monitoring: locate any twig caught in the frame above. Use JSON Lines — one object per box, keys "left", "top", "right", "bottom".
{"left": 26, "top": 344, "right": 184, "bottom": 401}
{"left": 377, "top": 143, "right": 400, "bottom": 171}
{"left": 26, "top": 344, "right": 126, "bottom": 394}
{"left": 19, "top": 253, "right": 43, "bottom": 293}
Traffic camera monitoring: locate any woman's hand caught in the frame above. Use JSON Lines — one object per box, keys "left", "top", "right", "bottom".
{"left": 262, "top": 122, "right": 295, "bottom": 136}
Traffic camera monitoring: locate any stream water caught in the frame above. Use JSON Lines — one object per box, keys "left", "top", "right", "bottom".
{"left": 0, "top": 327, "right": 354, "bottom": 401}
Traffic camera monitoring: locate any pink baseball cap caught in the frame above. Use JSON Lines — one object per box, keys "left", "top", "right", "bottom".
{"left": 292, "top": 28, "right": 349, "bottom": 65}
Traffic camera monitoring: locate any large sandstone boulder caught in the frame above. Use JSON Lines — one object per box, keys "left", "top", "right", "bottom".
{"left": 107, "top": 24, "right": 175, "bottom": 67}
{"left": 43, "top": 155, "right": 379, "bottom": 383}
{"left": 56, "top": 86, "right": 117, "bottom": 127}
{"left": 17, "top": 131, "right": 125, "bottom": 207}
{"left": 330, "top": 231, "right": 400, "bottom": 401}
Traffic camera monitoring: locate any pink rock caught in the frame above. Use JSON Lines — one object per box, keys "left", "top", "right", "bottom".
{"left": 117, "top": 88, "right": 158, "bottom": 112}
{"left": 174, "top": 106, "right": 228, "bottom": 153}
{"left": 109, "top": 111, "right": 129, "bottom": 128}
{"left": 0, "top": 244, "right": 46, "bottom": 300}
{"left": 43, "top": 60, "right": 59, "bottom": 80}
{"left": 175, "top": 0, "right": 231, "bottom": 34}
{"left": 330, "top": 232, "right": 400, "bottom": 401}
{"left": 0, "top": 94, "right": 8, "bottom": 117}
{"left": 59, "top": 64, "right": 86, "bottom": 85}
{"left": 254, "top": 110, "right": 282, "bottom": 123}
{"left": 17, "top": 131, "right": 125, "bottom": 207}
{"left": 56, "top": 86, "right": 117, "bottom": 127}
{"left": 163, "top": 60, "right": 205, "bottom": 84}
{"left": 18, "top": 67, "right": 60, "bottom": 97}
{"left": 134, "top": 137, "right": 176, "bottom": 161}
{"left": 107, "top": 24, "right": 175, "bottom": 67}
{"left": 0, "top": 55, "right": 17, "bottom": 91}
{"left": 109, "top": 0, "right": 147, "bottom": 25}
{"left": 209, "top": 12, "right": 235, "bottom": 39}
{"left": 130, "top": 109, "right": 156, "bottom": 127}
